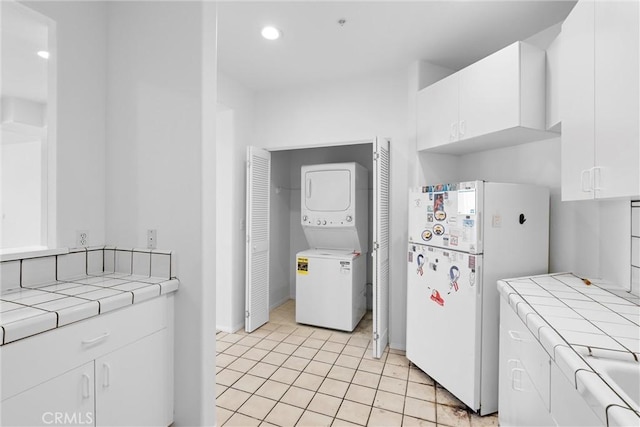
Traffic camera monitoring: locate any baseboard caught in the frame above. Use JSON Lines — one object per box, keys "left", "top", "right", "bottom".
{"left": 216, "top": 320, "right": 245, "bottom": 334}
{"left": 270, "top": 296, "right": 290, "bottom": 311}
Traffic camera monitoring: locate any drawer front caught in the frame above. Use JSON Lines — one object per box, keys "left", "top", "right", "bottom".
{"left": 1, "top": 296, "right": 167, "bottom": 400}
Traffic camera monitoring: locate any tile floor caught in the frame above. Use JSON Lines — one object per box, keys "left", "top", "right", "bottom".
{"left": 216, "top": 300, "right": 499, "bottom": 426}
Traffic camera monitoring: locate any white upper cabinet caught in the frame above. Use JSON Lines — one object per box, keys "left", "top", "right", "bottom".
{"left": 417, "top": 41, "right": 554, "bottom": 155}
{"left": 561, "top": 0, "right": 640, "bottom": 201}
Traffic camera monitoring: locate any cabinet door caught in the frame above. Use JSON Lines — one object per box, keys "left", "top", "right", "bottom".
{"left": 416, "top": 73, "right": 459, "bottom": 150}
{"left": 95, "top": 330, "right": 171, "bottom": 427}
{"left": 594, "top": 0, "right": 640, "bottom": 199}
{"left": 459, "top": 42, "right": 520, "bottom": 141}
{"left": 1, "top": 362, "right": 95, "bottom": 427}
{"left": 561, "top": 0, "right": 596, "bottom": 201}
{"left": 550, "top": 363, "right": 601, "bottom": 426}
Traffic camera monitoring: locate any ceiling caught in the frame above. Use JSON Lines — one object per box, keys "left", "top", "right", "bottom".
{"left": 217, "top": 1, "right": 576, "bottom": 92}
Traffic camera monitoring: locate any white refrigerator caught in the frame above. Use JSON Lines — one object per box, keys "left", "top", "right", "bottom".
{"left": 406, "top": 181, "right": 549, "bottom": 415}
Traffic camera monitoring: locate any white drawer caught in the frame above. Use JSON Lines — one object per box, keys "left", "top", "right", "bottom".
{"left": 1, "top": 296, "right": 167, "bottom": 400}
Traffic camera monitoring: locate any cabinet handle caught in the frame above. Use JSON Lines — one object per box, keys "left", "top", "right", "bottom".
{"left": 102, "top": 363, "right": 111, "bottom": 388}
{"left": 459, "top": 120, "right": 466, "bottom": 137}
{"left": 511, "top": 367, "right": 525, "bottom": 392}
{"left": 581, "top": 169, "right": 592, "bottom": 193}
{"left": 508, "top": 330, "right": 522, "bottom": 341}
{"left": 450, "top": 122, "right": 458, "bottom": 141}
{"left": 81, "top": 332, "right": 110, "bottom": 346}
{"left": 592, "top": 167, "right": 602, "bottom": 192}
{"left": 307, "top": 179, "right": 312, "bottom": 198}
{"left": 81, "top": 373, "right": 91, "bottom": 399}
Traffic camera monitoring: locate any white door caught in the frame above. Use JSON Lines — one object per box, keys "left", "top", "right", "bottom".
{"left": 245, "top": 146, "right": 271, "bottom": 332}
{"left": 372, "top": 137, "right": 390, "bottom": 358}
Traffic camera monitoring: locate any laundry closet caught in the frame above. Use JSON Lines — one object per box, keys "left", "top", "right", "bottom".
{"left": 245, "top": 138, "right": 390, "bottom": 357}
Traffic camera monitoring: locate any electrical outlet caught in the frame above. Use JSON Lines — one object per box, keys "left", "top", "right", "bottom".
{"left": 147, "top": 229, "right": 157, "bottom": 249}
{"left": 76, "top": 230, "right": 89, "bottom": 247}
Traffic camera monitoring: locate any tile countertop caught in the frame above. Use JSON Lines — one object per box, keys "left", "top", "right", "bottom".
{"left": 498, "top": 273, "right": 640, "bottom": 426}
{"left": 0, "top": 272, "right": 178, "bottom": 346}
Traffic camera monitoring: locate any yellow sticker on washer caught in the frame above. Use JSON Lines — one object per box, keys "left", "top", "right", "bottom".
{"left": 297, "top": 257, "right": 309, "bottom": 275}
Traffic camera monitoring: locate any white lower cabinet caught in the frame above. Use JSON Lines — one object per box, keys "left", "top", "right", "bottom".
{"left": 499, "top": 301, "right": 554, "bottom": 427}
{"left": 0, "top": 296, "right": 173, "bottom": 427}
{"left": 550, "top": 363, "right": 601, "bottom": 426}
{"left": 2, "top": 362, "right": 95, "bottom": 427}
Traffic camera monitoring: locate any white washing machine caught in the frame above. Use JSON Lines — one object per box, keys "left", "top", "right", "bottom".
{"left": 295, "top": 249, "right": 366, "bottom": 332}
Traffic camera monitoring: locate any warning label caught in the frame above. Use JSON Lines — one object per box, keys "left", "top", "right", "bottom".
{"left": 297, "top": 257, "right": 309, "bottom": 275}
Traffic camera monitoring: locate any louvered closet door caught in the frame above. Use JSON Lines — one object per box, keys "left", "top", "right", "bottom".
{"left": 372, "top": 137, "right": 390, "bottom": 358}
{"left": 245, "top": 147, "right": 271, "bottom": 332}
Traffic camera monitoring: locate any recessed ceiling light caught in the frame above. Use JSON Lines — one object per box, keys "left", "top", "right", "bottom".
{"left": 37, "top": 50, "right": 50, "bottom": 59}
{"left": 261, "top": 26, "right": 282, "bottom": 40}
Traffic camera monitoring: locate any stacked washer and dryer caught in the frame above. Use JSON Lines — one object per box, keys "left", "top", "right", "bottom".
{"left": 295, "top": 162, "right": 368, "bottom": 332}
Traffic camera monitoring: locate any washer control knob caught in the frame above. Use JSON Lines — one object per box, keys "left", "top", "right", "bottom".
{"left": 323, "top": 220, "right": 327, "bottom": 225}
{"left": 303, "top": 215, "right": 308, "bottom": 222}
{"left": 346, "top": 215, "right": 353, "bottom": 222}
{"left": 316, "top": 220, "right": 321, "bottom": 225}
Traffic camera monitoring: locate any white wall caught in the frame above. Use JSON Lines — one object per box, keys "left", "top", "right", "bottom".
{"left": 216, "top": 72, "right": 255, "bottom": 332}
{"left": 105, "top": 2, "right": 215, "bottom": 425}
{"left": 25, "top": 1, "right": 107, "bottom": 249}
{"left": 254, "top": 69, "right": 410, "bottom": 349}
{"left": 270, "top": 151, "right": 293, "bottom": 309}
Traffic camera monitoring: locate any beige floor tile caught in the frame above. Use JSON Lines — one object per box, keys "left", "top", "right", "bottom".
{"left": 402, "top": 415, "right": 436, "bottom": 426}
{"left": 304, "top": 360, "right": 332, "bottom": 377}
{"left": 216, "top": 368, "right": 244, "bottom": 387}
{"left": 291, "top": 326, "right": 314, "bottom": 338}
{"left": 283, "top": 334, "right": 307, "bottom": 346}
{"left": 334, "top": 354, "right": 361, "bottom": 369}
{"left": 220, "top": 333, "right": 244, "bottom": 343}
{"left": 237, "top": 335, "right": 263, "bottom": 347}
{"left": 389, "top": 348, "right": 406, "bottom": 355}
{"left": 321, "top": 341, "right": 346, "bottom": 353}
{"left": 293, "top": 372, "right": 324, "bottom": 391}
{"left": 335, "top": 400, "right": 372, "bottom": 425}
{"left": 225, "top": 344, "right": 252, "bottom": 357}
{"left": 216, "top": 385, "right": 228, "bottom": 398}
{"left": 216, "top": 407, "right": 233, "bottom": 426}
{"left": 277, "top": 324, "right": 297, "bottom": 334}
{"left": 344, "top": 383, "right": 376, "bottom": 406}
{"left": 313, "top": 350, "right": 339, "bottom": 364}
{"left": 237, "top": 394, "right": 278, "bottom": 420}
{"left": 347, "top": 336, "right": 369, "bottom": 348}
{"left": 264, "top": 402, "right": 304, "bottom": 426}
{"left": 274, "top": 342, "right": 299, "bottom": 355}
{"left": 406, "top": 381, "right": 435, "bottom": 402}
{"left": 327, "top": 365, "right": 356, "bottom": 383}
{"left": 331, "top": 419, "right": 361, "bottom": 427}
{"left": 267, "top": 331, "right": 290, "bottom": 342}
{"left": 327, "top": 332, "right": 351, "bottom": 344}
{"left": 307, "top": 393, "right": 343, "bottom": 417}
{"left": 408, "top": 368, "right": 434, "bottom": 385}
{"left": 283, "top": 355, "right": 311, "bottom": 371}
{"left": 378, "top": 375, "right": 407, "bottom": 396}
{"left": 351, "top": 370, "right": 380, "bottom": 389}
{"left": 259, "top": 322, "right": 279, "bottom": 331}
{"left": 255, "top": 339, "right": 279, "bottom": 351}
{"left": 469, "top": 412, "right": 498, "bottom": 427}
{"left": 302, "top": 337, "right": 326, "bottom": 349}
{"left": 216, "top": 353, "right": 237, "bottom": 368}
{"left": 368, "top": 408, "right": 403, "bottom": 427}
{"left": 373, "top": 389, "right": 405, "bottom": 413}
{"left": 247, "top": 328, "right": 271, "bottom": 338}
{"left": 357, "top": 359, "right": 384, "bottom": 375}
{"left": 227, "top": 357, "right": 258, "bottom": 373}
{"left": 386, "top": 352, "right": 411, "bottom": 367}
{"left": 216, "top": 366, "right": 224, "bottom": 374}
{"left": 362, "top": 348, "right": 386, "bottom": 362}
{"left": 318, "top": 378, "right": 349, "bottom": 399}
{"left": 382, "top": 363, "right": 409, "bottom": 381}
{"left": 292, "top": 346, "right": 318, "bottom": 360}
{"left": 243, "top": 347, "right": 270, "bottom": 362}
{"left": 297, "top": 410, "right": 333, "bottom": 427}
{"left": 233, "top": 374, "right": 267, "bottom": 394}
{"left": 280, "top": 386, "right": 315, "bottom": 409}
{"left": 260, "top": 422, "right": 279, "bottom": 427}
{"left": 310, "top": 329, "right": 332, "bottom": 340}
{"left": 217, "top": 388, "right": 252, "bottom": 411}
{"left": 262, "top": 351, "right": 289, "bottom": 367}
{"left": 249, "top": 362, "right": 279, "bottom": 379}
{"left": 341, "top": 345, "right": 366, "bottom": 358}
{"left": 404, "top": 397, "right": 436, "bottom": 422}
{"left": 436, "top": 404, "right": 471, "bottom": 427}
{"left": 255, "top": 379, "right": 290, "bottom": 401}
{"left": 270, "top": 367, "right": 301, "bottom": 385}
{"left": 436, "top": 387, "right": 466, "bottom": 408}
{"left": 224, "top": 412, "right": 261, "bottom": 427}
{"left": 217, "top": 340, "right": 233, "bottom": 352}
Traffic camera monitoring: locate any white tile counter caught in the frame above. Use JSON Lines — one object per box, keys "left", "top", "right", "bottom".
{"left": 498, "top": 273, "right": 639, "bottom": 426}
{"left": 0, "top": 246, "right": 179, "bottom": 346}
